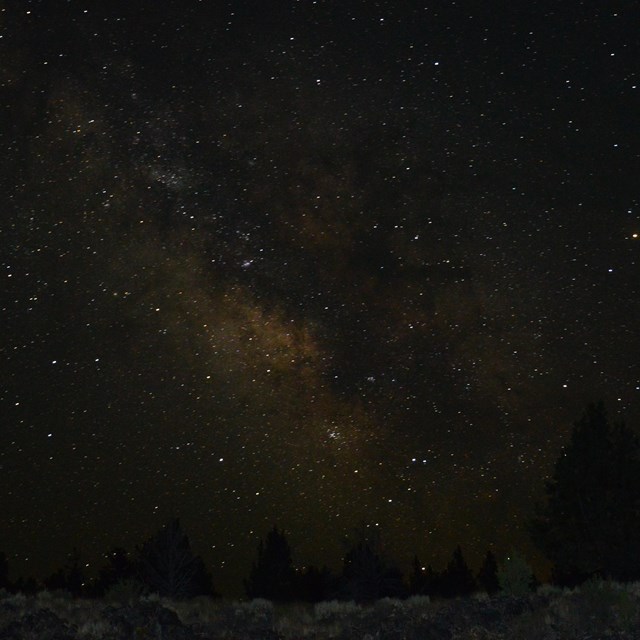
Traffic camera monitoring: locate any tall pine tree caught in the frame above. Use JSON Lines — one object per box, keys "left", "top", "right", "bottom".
{"left": 439, "top": 546, "right": 475, "bottom": 598}
{"left": 529, "top": 402, "right": 640, "bottom": 582}
{"left": 244, "top": 526, "right": 296, "bottom": 601}
{"left": 477, "top": 550, "right": 499, "bottom": 594}
{"left": 138, "top": 518, "right": 214, "bottom": 599}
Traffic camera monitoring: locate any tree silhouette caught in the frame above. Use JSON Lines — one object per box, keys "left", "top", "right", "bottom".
{"left": 439, "top": 546, "right": 475, "bottom": 598}
{"left": 409, "top": 555, "right": 424, "bottom": 595}
{"left": 497, "top": 550, "right": 536, "bottom": 595}
{"left": 529, "top": 402, "right": 640, "bottom": 583}
{"left": 0, "top": 552, "right": 8, "bottom": 590}
{"left": 44, "top": 548, "right": 85, "bottom": 597}
{"left": 11, "top": 576, "right": 39, "bottom": 594}
{"left": 409, "top": 556, "right": 441, "bottom": 598}
{"left": 477, "top": 550, "right": 499, "bottom": 594}
{"left": 244, "top": 525, "right": 296, "bottom": 601}
{"left": 138, "top": 518, "right": 214, "bottom": 599}
{"left": 190, "top": 555, "right": 218, "bottom": 598}
{"left": 339, "top": 525, "right": 404, "bottom": 602}
{"left": 93, "top": 547, "right": 138, "bottom": 596}
{"left": 341, "top": 541, "right": 386, "bottom": 602}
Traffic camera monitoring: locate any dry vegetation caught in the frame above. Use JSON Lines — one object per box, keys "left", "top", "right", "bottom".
{"left": 1, "top": 580, "right": 640, "bottom": 639}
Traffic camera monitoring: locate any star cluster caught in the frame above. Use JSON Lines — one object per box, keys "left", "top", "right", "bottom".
{"left": 1, "top": 0, "right": 638, "bottom": 594}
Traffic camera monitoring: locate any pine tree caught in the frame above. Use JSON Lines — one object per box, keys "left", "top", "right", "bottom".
{"left": 138, "top": 518, "right": 213, "bottom": 599}
{"left": 94, "top": 547, "right": 137, "bottom": 595}
{"left": 477, "top": 550, "right": 499, "bottom": 594}
{"left": 409, "top": 555, "right": 424, "bottom": 595}
{"left": 339, "top": 525, "right": 404, "bottom": 602}
{"left": 0, "top": 552, "right": 8, "bottom": 590}
{"left": 439, "top": 546, "right": 475, "bottom": 598}
{"left": 44, "top": 548, "right": 85, "bottom": 597}
{"left": 529, "top": 402, "right": 640, "bottom": 582}
{"left": 409, "top": 556, "right": 441, "bottom": 597}
{"left": 244, "top": 526, "right": 296, "bottom": 601}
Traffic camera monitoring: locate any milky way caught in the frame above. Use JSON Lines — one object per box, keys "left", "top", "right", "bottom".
{"left": 2, "top": 1, "right": 638, "bottom": 594}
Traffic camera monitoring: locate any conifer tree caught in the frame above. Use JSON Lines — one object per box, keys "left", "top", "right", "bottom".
{"left": 409, "top": 556, "right": 441, "bottom": 597}
{"left": 477, "top": 550, "right": 499, "bottom": 594}
{"left": 138, "top": 518, "right": 214, "bottom": 599}
{"left": 0, "top": 552, "right": 8, "bottom": 590}
{"left": 439, "top": 545, "right": 475, "bottom": 598}
{"left": 339, "top": 524, "right": 404, "bottom": 602}
{"left": 529, "top": 402, "right": 640, "bottom": 582}
{"left": 244, "top": 526, "right": 296, "bottom": 601}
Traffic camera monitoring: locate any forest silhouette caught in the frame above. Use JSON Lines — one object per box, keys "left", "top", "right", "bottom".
{"left": 2, "top": 402, "right": 639, "bottom": 602}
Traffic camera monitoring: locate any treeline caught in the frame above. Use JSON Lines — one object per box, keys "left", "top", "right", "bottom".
{"left": 2, "top": 401, "right": 639, "bottom": 601}
{"left": 0, "top": 519, "right": 215, "bottom": 600}
{"left": 0, "top": 521, "right": 529, "bottom": 603}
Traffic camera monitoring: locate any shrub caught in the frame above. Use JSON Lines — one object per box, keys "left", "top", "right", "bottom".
{"left": 76, "top": 619, "right": 118, "bottom": 639}
{"left": 104, "top": 578, "right": 146, "bottom": 605}
{"left": 242, "top": 597, "right": 274, "bottom": 620}
{"left": 498, "top": 551, "right": 534, "bottom": 596}
{"left": 403, "top": 594, "right": 431, "bottom": 609}
{"left": 536, "top": 583, "right": 564, "bottom": 597}
{"left": 314, "top": 599, "right": 360, "bottom": 621}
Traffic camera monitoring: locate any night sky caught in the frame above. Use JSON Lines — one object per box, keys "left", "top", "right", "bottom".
{"left": 2, "top": 0, "right": 639, "bottom": 596}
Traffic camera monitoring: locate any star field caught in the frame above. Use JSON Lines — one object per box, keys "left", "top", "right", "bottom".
{"left": 1, "top": 0, "right": 639, "bottom": 595}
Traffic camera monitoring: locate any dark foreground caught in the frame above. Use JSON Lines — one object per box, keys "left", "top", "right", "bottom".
{"left": 1, "top": 581, "right": 640, "bottom": 639}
